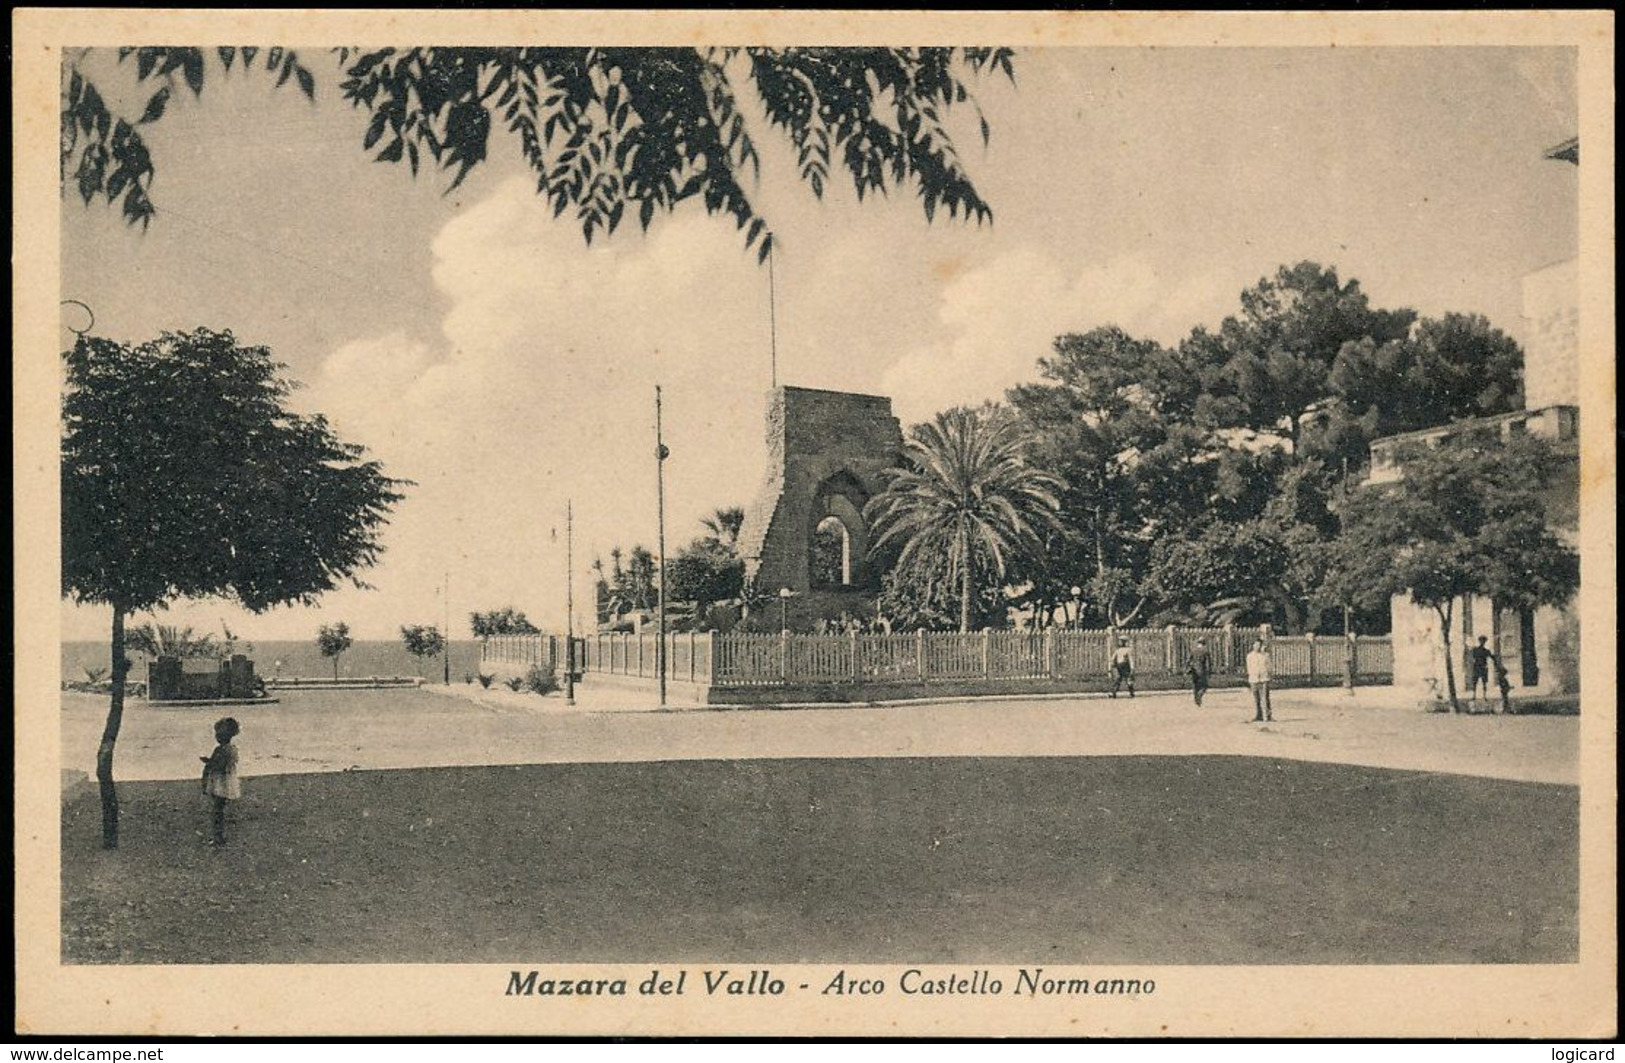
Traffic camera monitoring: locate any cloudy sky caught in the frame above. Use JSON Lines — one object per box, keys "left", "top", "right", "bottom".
{"left": 59, "top": 46, "right": 1578, "bottom": 641}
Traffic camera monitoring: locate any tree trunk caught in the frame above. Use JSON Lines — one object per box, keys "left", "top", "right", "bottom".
{"left": 957, "top": 525, "right": 972, "bottom": 634}
{"left": 959, "top": 567, "right": 972, "bottom": 635}
{"left": 1434, "top": 602, "right": 1461, "bottom": 712}
{"left": 96, "top": 605, "right": 127, "bottom": 849}
{"left": 333, "top": 654, "right": 340, "bottom": 680}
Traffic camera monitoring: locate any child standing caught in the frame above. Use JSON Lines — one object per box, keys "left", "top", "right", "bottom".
{"left": 200, "top": 717, "right": 242, "bottom": 847}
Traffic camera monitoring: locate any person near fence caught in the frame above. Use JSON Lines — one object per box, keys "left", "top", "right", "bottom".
{"left": 1246, "top": 639, "right": 1272, "bottom": 722}
{"left": 1494, "top": 656, "right": 1513, "bottom": 715}
{"left": 1468, "top": 636, "right": 1498, "bottom": 705}
{"left": 199, "top": 716, "right": 242, "bottom": 847}
{"left": 1110, "top": 637, "right": 1135, "bottom": 699}
{"left": 1186, "top": 637, "right": 1212, "bottom": 707}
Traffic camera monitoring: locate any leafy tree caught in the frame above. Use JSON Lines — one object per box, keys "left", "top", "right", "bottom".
{"left": 1333, "top": 431, "right": 1578, "bottom": 711}
{"left": 316, "top": 621, "right": 353, "bottom": 679}
{"left": 469, "top": 606, "right": 541, "bottom": 637}
{"left": 878, "top": 548, "right": 1008, "bottom": 632}
{"left": 866, "top": 407, "right": 1063, "bottom": 633}
{"left": 666, "top": 548, "right": 745, "bottom": 630}
{"left": 63, "top": 46, "right": 1015, "bottom": 257}
{"left": 1209, "top": 262, "right": 1416, "bottom": 452}
{"left": 1324, "top": 312, "right": 1526, "bottom": 463}
{"left": 400, "top": 624, "right": 448, "bottom": 677}
{"left": 63, "top": 329, "right": 403, "bottom": 847}
{"left": 1008, "top": 326, "right": 1221, "bottom": 626}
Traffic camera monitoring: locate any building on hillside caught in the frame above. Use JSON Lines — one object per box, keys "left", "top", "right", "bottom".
{"left": 1372, "top": 138, "right": 1580, "bottom": 700}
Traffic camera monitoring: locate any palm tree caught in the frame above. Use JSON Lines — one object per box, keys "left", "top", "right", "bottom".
{"left": 126, "top": 623, "right": 222, "bottom": 659}
{"left": 700, "top": 506, "right": 746, "bottom": 555}
{"left": 866, "top": 408, "right": 1065, "bottom": 633}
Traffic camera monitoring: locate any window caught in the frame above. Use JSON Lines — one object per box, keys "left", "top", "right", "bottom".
{"left": 812, "top": 516, "right": 851, "bottom": 586}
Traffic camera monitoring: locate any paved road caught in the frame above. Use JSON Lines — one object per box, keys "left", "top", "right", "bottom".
{"left": 60, "top": 681, "right": 1578, "bottom": 786}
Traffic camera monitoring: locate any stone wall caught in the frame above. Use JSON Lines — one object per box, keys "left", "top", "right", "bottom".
{"left": 739, "top": 386, "right": 903, "bottom": 625}
{"left": 1520, "top": 257, "right": 1579, "bottom": 411}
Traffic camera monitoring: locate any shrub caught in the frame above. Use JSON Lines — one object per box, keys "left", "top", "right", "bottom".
{"left": 504, "top": 676, "right": 525, "bottom": 692}
{"left": 524, "top": 664, "right": 560, "bottom": 696}
{"left": 477, "top": 673, "right": 495, "bottom": 689}
{"left": 463, "top": 672, "right": 474, "bottom": 684}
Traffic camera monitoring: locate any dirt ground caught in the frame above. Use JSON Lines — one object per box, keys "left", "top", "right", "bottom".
{"left": 61, "top": 755, "right": 1576, "bottom": 966}
{"left": 59, "top": 683, "right": 1580, "bottom": 787}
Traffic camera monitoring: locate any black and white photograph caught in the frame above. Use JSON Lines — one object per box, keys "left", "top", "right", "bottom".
{"left": 14, "top": 8, "right": 1615, "bottom": 1040}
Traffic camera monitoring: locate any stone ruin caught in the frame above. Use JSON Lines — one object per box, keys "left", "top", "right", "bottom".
{"left": 737, "top": 386, "right": 903, "bottom": 630}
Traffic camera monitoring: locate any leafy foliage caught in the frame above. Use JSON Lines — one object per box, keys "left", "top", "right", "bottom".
{"left": 866, "top": 407, "right": 1063, "bottom": 632}
{"left": 316, "top": 622, "right": 354, "bottom": 678}
{"left": 1005, "top": 262, "right": 1533, "bottom": 633}
{"left": 469, "top": 606, "right": 541, "bottom": 637}
{"left": 523, "top": 663, "right": 560, "bottom": 696}
{"left": 61, "top": 47, "right": 320, "bottom": 228}
{"left": 126, "top": 623, "right": 223, "bottom": 660}
{"left": 400, "top": 624, "right": 448, "bottom": 674}
{"left": 63, "top": 46, "right": 1014, "bottom": 257}
{"left": 1331, "top": 432, "right": 1578, "bottom": 707}
{"left": 62, "top": 329, "right": 402, "bottom": 847}
{"left": 63, "top": 330, "right": 406, "bottom": 615}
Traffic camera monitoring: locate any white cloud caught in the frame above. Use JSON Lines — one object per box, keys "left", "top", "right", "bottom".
{"left": 880, "top": 249, "right": 1230, "bottom": 424}
{"left": 298, "top": 178, "right": 778, "bottom": 635}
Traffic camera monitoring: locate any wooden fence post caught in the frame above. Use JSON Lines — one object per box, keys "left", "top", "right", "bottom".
{"left": 781, "top": 630, "right": 790, "bottom": 683}
{"left": 917, "top": 630, "right": 927, "bottom": 681}
{"left": 689, "top": 630, "right": 697, "bottom": 682}
{"left": 849, "top": 630, "right": 860, "bottom": 682}
{"left": 1347, "top": 633, "right": 1359, "bottom": 691}
{"left": 1306, "top": 631, "right": 1317, "bottom": 681}
{"left": 1165, "top": 624, "right": 1177, "bottom": 672}
{"left": 982, "top": 628, "right": 992, "bottom": 678}
{"left": 1045, "top": 627, "right": 1056, "bottom": 678}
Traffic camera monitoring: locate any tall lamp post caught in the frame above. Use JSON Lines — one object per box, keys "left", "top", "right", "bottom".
{"left": 779, "top": 587, "right": 793, "bottom": 633}
{"left": 565, "top": 498, "right": 576, "bottom": 707}
{"left": 655, "top": 386, "right": 670, "bottom": 709}
{"left": 1070, "top": 586, "right": 1083, "bottom": 630}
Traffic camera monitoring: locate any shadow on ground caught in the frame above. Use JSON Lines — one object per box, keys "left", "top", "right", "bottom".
{"left": 62, "top": 756, "right": 1577, "bottom": 966}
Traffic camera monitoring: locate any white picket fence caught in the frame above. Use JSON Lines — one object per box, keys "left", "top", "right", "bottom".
{"left": 484, "top": 627, "right": 1393, "bottom": 690}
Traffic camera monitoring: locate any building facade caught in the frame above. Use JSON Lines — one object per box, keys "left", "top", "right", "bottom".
{"left": 1374, "top": 139, "right": 1580, "bottom": 701}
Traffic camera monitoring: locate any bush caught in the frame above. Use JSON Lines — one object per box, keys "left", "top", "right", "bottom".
{"left": 477, "top": 673, "right": 495, "bottom": 689}
{"left": 504, "top": 676, "right": 525, "bottom": 692}
{"left": 463, "top": 672, "right": 474, "bottom": 685}
{"left": 524, "top": 664, "right": 560, "bottom": 696}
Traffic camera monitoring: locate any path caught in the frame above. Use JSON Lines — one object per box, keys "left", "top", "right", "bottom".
{"left": 60, "top": 682, "right": 1578, "bottom": 787}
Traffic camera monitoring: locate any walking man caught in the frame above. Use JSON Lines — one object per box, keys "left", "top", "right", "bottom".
{"left": 1468, "top": 636, "right": 1496, "bottom": 705}
{"left": 1109, "top": 637, "right": 1135, "bottom": 698}
{"left": 1186, "top": 637, "right": 1213, "bottom": 707}
{"left": 1246, "top": 638, "right": 1273, "bottom": 722}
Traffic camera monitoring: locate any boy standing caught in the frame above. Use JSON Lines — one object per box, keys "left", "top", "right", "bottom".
{"left": 1246, "top": 639, "right": 1273, "bottom": 722}
{"left": 1110, "top": 637, "right": 1135, "bottom": 698}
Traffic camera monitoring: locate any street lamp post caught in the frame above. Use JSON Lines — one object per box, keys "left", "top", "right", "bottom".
{"left": 565, "top": 498, "right": 575, "bottom": 707}
{"left": 655, "top": 386, "right": 670, "bottom": 709}
{"left": 1070, "top": 586, "right": 1083, "bottom": 630}
{"left": 779, "top": 587, "right": 793, "bottom": 633}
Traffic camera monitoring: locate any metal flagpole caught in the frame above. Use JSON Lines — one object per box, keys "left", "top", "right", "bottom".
{"left": 565, "top": 499, "right": 576, "bottom": 706}
{"left": 655, "top": 386, "right": 669, "bottom": 708}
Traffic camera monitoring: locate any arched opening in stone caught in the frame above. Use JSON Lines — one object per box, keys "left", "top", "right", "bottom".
{"left": 812, "top": 516, "right": 852, "bottom": 587}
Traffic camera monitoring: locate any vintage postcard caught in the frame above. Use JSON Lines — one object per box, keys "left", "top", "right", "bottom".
{"left": 13, "top": 8, "right": 1616, "bottom": 1039}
